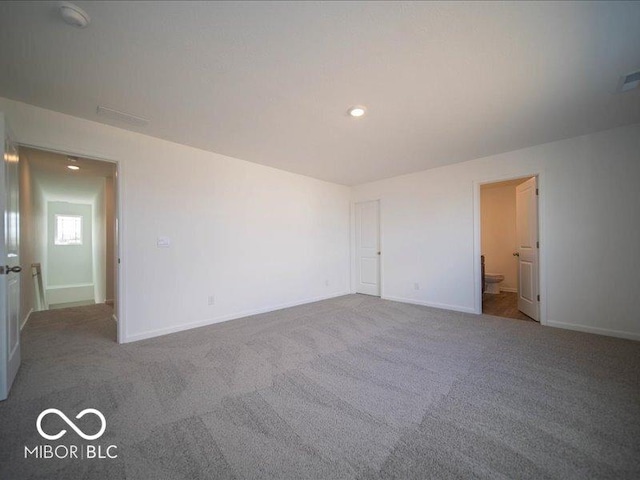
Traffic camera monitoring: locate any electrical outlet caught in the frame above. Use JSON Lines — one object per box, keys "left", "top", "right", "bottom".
{"left": 157, "top": 236, "right": 171, "bottom": 248}
{"left": 208, "top": 295, "right": 215, "bottom": 306}
{"left": 414, "top": 282, "right": 420, "bottom": 290}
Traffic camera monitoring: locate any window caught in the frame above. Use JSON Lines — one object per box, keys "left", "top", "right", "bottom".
{"left": 55, "top": 215, "right": 83, "bottom": 245}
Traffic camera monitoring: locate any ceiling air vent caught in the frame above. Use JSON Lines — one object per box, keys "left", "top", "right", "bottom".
{"left": 96, "top": 106, "right": 149, "bottom": 127}
{"left": 617, "top": 70, "right": 640, "bottom": 93}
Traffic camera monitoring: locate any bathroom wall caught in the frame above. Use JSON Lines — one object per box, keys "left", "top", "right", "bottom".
{"left": 480, "top": 180, "right": 524, "bottom": 291}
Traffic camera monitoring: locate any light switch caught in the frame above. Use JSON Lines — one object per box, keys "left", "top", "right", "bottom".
{"left": 157, "top": 236, "right": 171, "bottom": 248}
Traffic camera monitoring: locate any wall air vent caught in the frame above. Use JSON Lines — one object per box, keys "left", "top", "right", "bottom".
{"left": 96, "top": 106, "right": 149, "bottom": 127}
{"left": 617, "top": 70, "right": 640, "bottom": 93}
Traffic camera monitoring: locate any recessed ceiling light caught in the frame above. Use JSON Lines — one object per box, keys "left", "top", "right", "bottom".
{"left": 347, "top": 106, "right": 367, "bottom": 118}
{"left": 58, "top": 2, "right": 91, "bottom": 28}
{"left": 67, "top": 165, "right": 80, "bottom": 170}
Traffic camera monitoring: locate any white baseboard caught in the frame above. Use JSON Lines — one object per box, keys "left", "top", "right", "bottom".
{"left": 112, "top": 314, "right": 118, "bottom": 323}
{"left": 546, "top": 320, "right": 640, "bottom": 341}
{"left": 122, "top": 291, "right": 351, "bottom": 343}
{"left": 20, "top": 308, "right": 34, "bottom": 331}
{"left": 500, "top": 287, "right": 517, "bottom": 293}
{"left": 382, "top": 295, "right": 477, "bottom": 314}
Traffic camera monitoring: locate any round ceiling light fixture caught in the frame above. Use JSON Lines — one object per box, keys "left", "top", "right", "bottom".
{"left": 67, "top": 165, "right": 80, "bottom": 170}
{"left": 58, "top": 2, "right": 91, "bottom": 28}
{"left": 347, "top": 106, "right": 367, "bottom": 118}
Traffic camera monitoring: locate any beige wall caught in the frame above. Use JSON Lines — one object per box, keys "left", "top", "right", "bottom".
{"left": 480, "top": 181, "right": 524, "bottom": 291}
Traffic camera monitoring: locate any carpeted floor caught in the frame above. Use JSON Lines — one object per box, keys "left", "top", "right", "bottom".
{"left": 1, "top": 295, "right": 639, "bottom": 479}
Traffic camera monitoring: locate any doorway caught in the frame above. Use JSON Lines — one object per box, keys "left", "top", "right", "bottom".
{"left": 479, "top": 176, "right": 540, "bottom": 322}
{"left": 18, "top": 146, "right": 118, "bottom": 334}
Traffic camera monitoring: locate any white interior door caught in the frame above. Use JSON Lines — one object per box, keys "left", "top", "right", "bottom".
{"left": 0, "top": 114, "right": 21, "bottom": 401}
{"left": 515, "top": 177, "right": 539, "bottom": 321}
{"left": 355, "top": 200, "right": 380, "bottom": 296}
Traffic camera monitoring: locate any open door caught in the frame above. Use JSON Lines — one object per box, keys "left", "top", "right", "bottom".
{"left": 0, "top": 114, "right": 21, "bottom": 401}
{"left": 355, "top": 200, "right": 381, "bottom": 296}
{"left": 515, "top": 177, "right": 539, "bottom": 321}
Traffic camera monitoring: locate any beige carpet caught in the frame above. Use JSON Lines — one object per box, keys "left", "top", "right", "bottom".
{"left": 1, "top": 296, "right": 639, "bottom": 479}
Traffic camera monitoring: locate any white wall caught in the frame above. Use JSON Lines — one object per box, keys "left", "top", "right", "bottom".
{"left": 33, "top": 177, "right": 47, "bottom": 306}
{"left": 6, "top": 96, "right": 638, "bottom": 342}
{"left": 480, "top": 181, "right": 519, "bottom": 291}
{"left": 18, "top": 154, "right": 35, "bottom": 325}
{"left": 1, "top": 97, "right": 351, "bottom": 342}
{"left": 93, "top": 179, "right": 106, "bottom": 303}
{"left": 46, "top": 201, "right": 95, "bottom": 306}
{"left": 353, "top": 123, "right": 640, "bottom": 340}
{"left": 19, "top": 151, "right": 48, "bottom": 315}
{"left": 105, "top": 176, "right": 115, "bottom": 303}
{"left": 47, "top": 201, "right": 93, "bottom": 286}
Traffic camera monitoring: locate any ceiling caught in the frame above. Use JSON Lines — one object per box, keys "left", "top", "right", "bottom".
{"left": 1, "top": 1, "right": 639, "bottom": 186}
{"left": 481, "top": 177, "right": 530, "bottom": 190}
{"left": 22, "top": 146, "right": 114, "bottom": 203}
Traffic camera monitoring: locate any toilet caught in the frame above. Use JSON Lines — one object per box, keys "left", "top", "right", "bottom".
{"left": 484, "top": 273, "right": 504, "bottom": 294}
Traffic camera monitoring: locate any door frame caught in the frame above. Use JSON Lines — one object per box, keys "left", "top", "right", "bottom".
{"left": 473, "top": 172, "right": 547, "bottom": 325}
{"left": 350, "top": 198, "right": 383, "bottom": 297}
{"left": 17, "top": 141, "right": 126, "bottom": 344}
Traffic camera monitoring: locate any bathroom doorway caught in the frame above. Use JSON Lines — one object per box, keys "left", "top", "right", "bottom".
{"left": 480, "top": 176, "right": 539, "bottom": 322}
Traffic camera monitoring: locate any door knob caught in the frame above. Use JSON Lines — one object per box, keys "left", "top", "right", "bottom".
{"left": 512, "top": 252, "right": 520, "bottom": 257}
{"left": 4, "top": 265, "right": 22, "bottom": 274}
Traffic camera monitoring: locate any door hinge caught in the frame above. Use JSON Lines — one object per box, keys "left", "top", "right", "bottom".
{"left": 536, "top": 241, "right": 539, "bottom": 248}
{"left": 536, "top": 188, "right": 539, "bottom": 195}
{"left": 537, "top": 294, "right": 540, "bottom": 301}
